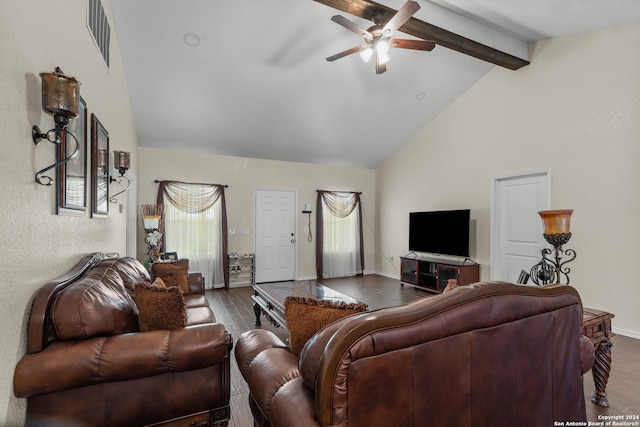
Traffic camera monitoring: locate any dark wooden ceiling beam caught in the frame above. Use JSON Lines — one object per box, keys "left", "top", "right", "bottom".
{"left": 313, "top": 0, "right": 530, "bottom": 70}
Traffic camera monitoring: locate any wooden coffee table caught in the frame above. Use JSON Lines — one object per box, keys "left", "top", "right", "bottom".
{"left": 252, "top": 281, "right": 360, "bottom": 331}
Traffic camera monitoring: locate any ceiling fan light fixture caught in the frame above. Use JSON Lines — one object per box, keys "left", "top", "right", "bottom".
{"left": 375, "top": 39, "right": 390, "bottom": 55}
{"left": 360, "top": 47, "right": 373, "bottom": 62}
{"left": 378, "top": 52, "right": 390, "bottom": 65}
{"left": 326, "top": 1, "right": 429, "bottom": 74}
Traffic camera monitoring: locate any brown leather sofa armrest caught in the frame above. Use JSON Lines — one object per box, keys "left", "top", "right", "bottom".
{"left": 298, "top": 315, "right": 354, "bottom": 391}
{"left": 188, "top": 271, "right": 205, "bottom": 294}
{"left": 235, "top": 329, "right": 288, "bottom": 378}
{"left": 235, "top": 330, "right": 300, "bottom": 423}
{"left": 580, "top": 335, "right": 596, "bottom": 374}
{"left": 269, "top": 377, "right": 320, "bottom": 427}
{"left": 14, "top": 323, "right": 231, "bottom": 398}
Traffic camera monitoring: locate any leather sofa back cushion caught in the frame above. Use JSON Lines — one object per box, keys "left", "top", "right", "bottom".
{"left": 134, "top": 281, "right": 187, "bottom": 331}
{"left": 98, "top": 257, "right": 151, "bottom": 296}
{"left": 51, "top": 266, "right": 139, "bottom": 339}
{"left": 151, "top": 259, "right": 190, "bottom": 294}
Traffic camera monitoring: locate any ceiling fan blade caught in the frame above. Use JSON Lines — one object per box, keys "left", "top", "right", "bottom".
{"left": 331, "top": 15, "right": 371, "bottom": 38}
{"left": 382, "top": 0, "right": 420, "bottom": 33}
{"left": 390, "top": 39, "right": 436, "bottom": 51}
{"left": 326, "top": 46, "right": 362, "bottom": 62}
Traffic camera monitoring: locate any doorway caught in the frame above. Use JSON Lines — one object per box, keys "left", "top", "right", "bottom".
{"left": 490, "top": 170, "right": 551, "bottom": 282}
{"left": 254, "top": 189, "right": 297, "bottom": 283}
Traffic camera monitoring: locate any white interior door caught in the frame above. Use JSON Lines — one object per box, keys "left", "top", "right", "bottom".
{"left": 491, "top": 170, "right": 551, "bottom": 282}
{"left": 255, "top": 189, "right": 296, "bottom": 283}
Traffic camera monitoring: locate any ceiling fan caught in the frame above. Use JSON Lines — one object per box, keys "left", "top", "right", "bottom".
{"left": 326, "top": 0, "right": 436, "bottom": 74}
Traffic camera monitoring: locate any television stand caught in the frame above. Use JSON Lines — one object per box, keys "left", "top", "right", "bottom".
{"left": 400, "top": 255, "right": 480, "bottom": 293}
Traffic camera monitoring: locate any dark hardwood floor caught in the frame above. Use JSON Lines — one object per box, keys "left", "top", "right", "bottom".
{"left": 206, "top": 275, "right": 640, "bottom": 427}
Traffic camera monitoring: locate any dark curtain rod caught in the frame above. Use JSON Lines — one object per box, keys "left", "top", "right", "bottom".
{"left": 316, "top": 190, "right": 362, "bottom": 194}
{"left": 154, "top": 180, "right": 228, "bottom": 188}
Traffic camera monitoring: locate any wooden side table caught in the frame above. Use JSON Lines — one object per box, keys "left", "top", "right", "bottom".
{"left": 582, "top": 308, "right": 615, "bottom": 407}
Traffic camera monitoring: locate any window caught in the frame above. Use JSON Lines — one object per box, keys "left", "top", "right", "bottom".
{"left": 158, "top": 181, "right": 228, "bottom": 288}
{"left": 316, "top": 191, "right": 364, "bottom": 279}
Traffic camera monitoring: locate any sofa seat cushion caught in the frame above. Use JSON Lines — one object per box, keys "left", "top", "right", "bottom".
{"left": 184, "top": 293, "right": 210, "bottom": 309}
{"left": 134, "top": 281, "right": 188, "bottom": 331}
{"left": 186, "top": 305, "right": 216, "bottom": 326}
{"left": 52, "top": 266, "right": 138, "bottom": 339}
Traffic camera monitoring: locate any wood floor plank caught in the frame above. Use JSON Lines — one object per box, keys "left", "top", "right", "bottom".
{"left": 207, "top": 275, "right": 640, "bottom": 426}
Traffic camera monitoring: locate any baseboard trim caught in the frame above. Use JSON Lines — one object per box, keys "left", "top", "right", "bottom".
{"left": 375, "top": 271, "right": 400, "bottom": 280}
{"left": 613, "top": 327, "right": 640, "bottom": 340}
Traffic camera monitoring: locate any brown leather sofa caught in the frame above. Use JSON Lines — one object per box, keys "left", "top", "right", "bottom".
{"left": 14, "top": 253, "right": 232, "bottom": 427}
{"left": 235, "top": 281, "right": 595, "bottom": 427}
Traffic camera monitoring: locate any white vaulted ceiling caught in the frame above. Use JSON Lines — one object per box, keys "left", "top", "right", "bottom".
{"left": 110, "top": 0, "right": 640, "bottom": 168}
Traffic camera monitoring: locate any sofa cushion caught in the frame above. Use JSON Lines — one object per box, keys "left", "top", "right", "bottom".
{"left": 284, "top": 296, "right": 368, "bottom": 355}
{"left": 151, "top": 259, "right": 190, "bottom": 295}
{"left": 134, "top": 281, "right": 188, "bottom": 331}
{"left": 51, "top": 266, "right": 139, "bottom": 339}
{"left": 443, "top": 278, "right": 459, "bottom": 293}
{"left": 99, "top": 257, "right": 151, "bottom": 296}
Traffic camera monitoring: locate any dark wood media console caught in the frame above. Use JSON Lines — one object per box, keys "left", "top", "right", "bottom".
{"left": 400, "top": 256, "right": 480, "bottom": 293}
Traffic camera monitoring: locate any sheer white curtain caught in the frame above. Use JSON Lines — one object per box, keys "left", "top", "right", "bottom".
{"left": 322, "top": 210, "right": 360, "bottom": 278}
{"left": 317, "top": 191, "right": 364, "bottom": 279}
{"left": 159, "top": 181, "right": 227, "bottom": 289}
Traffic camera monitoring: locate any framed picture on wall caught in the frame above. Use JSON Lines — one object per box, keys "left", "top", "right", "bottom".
{"left": 91, "top": 114, "right": 109, "bottom": 217}
{"left": 57, "top": 96, "right": 87, "bottom": 215}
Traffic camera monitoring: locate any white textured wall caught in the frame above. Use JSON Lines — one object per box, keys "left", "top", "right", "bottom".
{"left": 138, "top": 148, "right": 376, "bottom": 281}
{"left": 0, "top": 1, "right": 137, "bottom": 424}
{"left": 376, "top": 22, "right": 640, "bottom": 337}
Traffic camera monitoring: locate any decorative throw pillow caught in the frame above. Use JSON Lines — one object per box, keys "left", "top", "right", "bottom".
{"left": 134, "top": 281, "right": 187, "bottom": 331}
{"left": 152, "top": 277, "right": 167, "bottom": 288}
{"left": 151, "top": 259, "right": 189, "bottom": 295}
{"left": 284, "top": 296, "right": 368, "bottom": 356}
{"left": 443, "top": 278, "right": 459, "bottom": 293}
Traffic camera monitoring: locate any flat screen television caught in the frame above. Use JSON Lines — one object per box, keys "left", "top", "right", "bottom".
{"left": 409, "top": 209, "right": 470, "bottom": 257}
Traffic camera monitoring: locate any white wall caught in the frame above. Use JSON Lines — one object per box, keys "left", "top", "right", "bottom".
{"left": 138, "top": 148, "right": 376, "bottom": 281}
{"left": 0, "top": 1, "right": 137, "bottom": 424}
{"left": 376, "top": 22, "right": 640, "bottom": 337}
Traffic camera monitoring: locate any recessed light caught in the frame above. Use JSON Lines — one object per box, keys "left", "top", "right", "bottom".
{"left": 183, "top": 33, "right": 200, "bottom": 47}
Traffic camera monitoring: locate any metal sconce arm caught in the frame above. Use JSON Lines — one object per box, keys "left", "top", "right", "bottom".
{"left": 109, "top": 175, "right": 131, "bottom": 203}
{"left": 32, "top": 126, "right": 79, "bottom": 186}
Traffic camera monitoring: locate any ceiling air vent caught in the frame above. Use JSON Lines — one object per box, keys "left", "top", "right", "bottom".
{"left": 87, "top": 0, "right": 110, "bottom": 68}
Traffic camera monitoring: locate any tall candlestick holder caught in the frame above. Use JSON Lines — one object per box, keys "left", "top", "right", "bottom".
{"left": 529, "top": 209, "right": 577, "bottom": 285}
{"left": 141, "top": 204, "right": 164, "bottom": 266}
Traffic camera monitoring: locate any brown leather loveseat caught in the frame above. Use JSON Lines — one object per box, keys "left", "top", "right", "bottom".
{"left": 14, "top": 253, "right": 232, "bottom": 427}
{"left": 236, "top": 281, "right": 595, "bottom": 427}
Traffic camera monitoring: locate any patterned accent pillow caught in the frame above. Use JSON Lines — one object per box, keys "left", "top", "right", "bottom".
{"left": 284, "top": 296, "right": 368, "bottom": 356}
{"left": 443, "top": 279, "right": 459, "bottom": 293}
{"left": 134, "top": 280, "right": 187, "bottom": 331}
{"left": 151, "top": 259, "right": 189, "bottom": 294}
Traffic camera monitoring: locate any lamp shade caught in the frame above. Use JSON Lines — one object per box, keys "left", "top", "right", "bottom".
{"left": 114, "top": 151, "right": 131, "bottom": 171}
{"left": 143, "top": 215, "right": 160, "bottom": 230}
{"left": 40, "top": 70, "right": 81, "bottom": 119}
{"left": 538, "top": 209, "right": 573, "bottom": 234}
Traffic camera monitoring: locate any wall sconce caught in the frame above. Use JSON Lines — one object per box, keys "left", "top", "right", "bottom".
{"left": 109, "top": 150, "right": 131, "bottom": 203}
{"left": 530, "top": 209, "right": 577, "bottom": 285}
{"left": 32, "top": 67, "right": 81, "bottom": 186}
